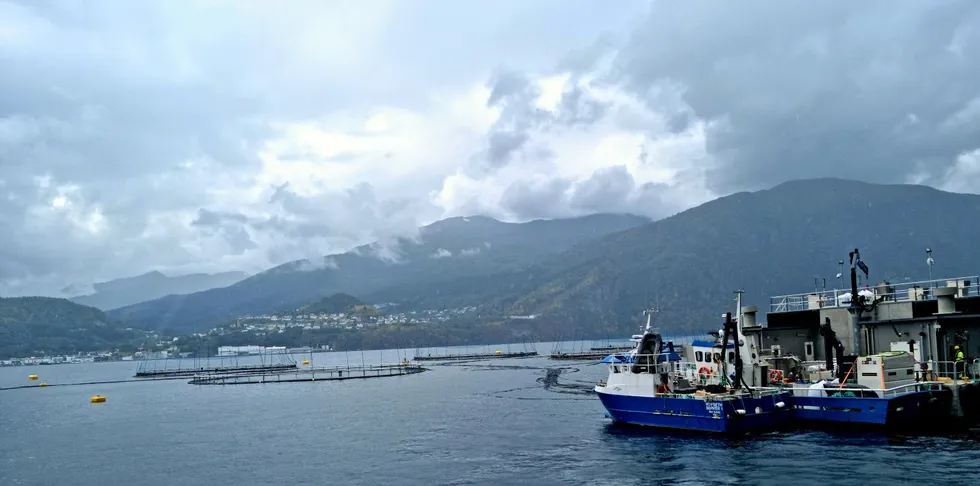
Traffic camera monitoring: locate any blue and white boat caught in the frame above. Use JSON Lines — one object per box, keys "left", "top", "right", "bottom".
{"left": 595, "top": 299, "right": 792, "bottom": 433}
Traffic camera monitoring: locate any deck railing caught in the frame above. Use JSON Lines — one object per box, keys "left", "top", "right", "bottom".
{"left": 789, "top": 381, "right": 946, "bottom": 399}
{"left": 769, "top": 276, "right": 980, "bottom": 313}
{"left": 921, "top": 360, "right": 980, "bottom": 383}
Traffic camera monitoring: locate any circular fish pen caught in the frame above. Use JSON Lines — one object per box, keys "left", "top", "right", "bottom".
{"left": 187, "top": 363, "right": 425, "bottom": 385}
{"left": 135, "top": 347, "right": 298, "bottom": 378}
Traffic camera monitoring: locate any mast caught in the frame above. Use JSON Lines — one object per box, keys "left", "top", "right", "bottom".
{"left": 734, "top": 289, "right": 755, "bottom": 387}
{"left": 735, "top": 290, "right": 743, "bottom": 335}
{"left": 722, "top": 311, "right": 745, "bottom": 390}
{"left": 720, "top": 312, "right": 733, "bottom": 383}
{"left": 848, "top": 249, "right": 863, "bottom": 356}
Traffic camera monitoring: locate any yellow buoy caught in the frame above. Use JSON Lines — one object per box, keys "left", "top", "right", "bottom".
{"left": 39, "top": 383, "right": 48, "bottom": 387}
{"left": 302, "top": 360, "right": 310, "bottom": 365}
{"left": 495, "top": 350, "right": 502, "bottom": 355}
{"left": 28, "top": 374, "right": 38, "bottom": 381}
{"left": 90, "top": 395, "right": 106, "bottom": 403}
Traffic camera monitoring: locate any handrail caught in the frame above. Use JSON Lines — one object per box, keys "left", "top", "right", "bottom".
{"left": 769, "top": 275, "right": 980, "bottom": 312}
{"left": 789, "top": 381, "right": 946, "bottom": 398}
{"left": 924, "top": 360, "right": 979, "bottom": 382}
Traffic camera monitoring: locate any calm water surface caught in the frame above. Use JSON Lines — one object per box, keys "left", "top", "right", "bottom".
{"left": 2, "top": 344, "right": 979, "bottom": 485}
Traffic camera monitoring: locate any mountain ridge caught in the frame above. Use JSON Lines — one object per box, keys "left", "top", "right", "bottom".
{"left": 0, "top": 297, "right": 149, "bottom": 359}
{"left": 505, "top": 177, "right": 980, "bottom": 330}
{"left": 357, "top": 178, "right": 980, "bottom": 335}
{"left": 108, "top": 213, "right": 651, "bottom": 332}
{"left": 8, "top": 178, "right": 980, "bottom": 355}
{"left": 110, "top": 178, "right": 980, "bottom": 339}
{"left": 71, "top": 270, "right": 248, "bottom": 310}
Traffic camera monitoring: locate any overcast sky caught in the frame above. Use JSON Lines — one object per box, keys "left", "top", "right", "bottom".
{"left": 2, "top": 0, "right": 979, "bottom": 297}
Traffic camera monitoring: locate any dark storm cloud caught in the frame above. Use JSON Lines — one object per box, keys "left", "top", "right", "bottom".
{"left": 568, "top": 165, "right": 636, "bottom": 211}
{"left": 613, "top": 0, "right": 980, "bottom": 192}
{"left": 481, "top": 70, "right": 545, "bottom": 168}
{"left": 499, "top": 177, "right": 573, "bottom": 219}
{"left": 499, "top": 165, "right": 673, "bottom": 220}
{"left": 192, "top": 209, "right": 249, "bottom": 227}
{"left": 664, "top": 112, "right": 693, "bottom": 135}
{"left": 553, "top": 85, "right": 609, "bottom": 126}
{"left": 192, "top": 182, "right": 423, "bottom": 253}
{"left": 486, "top": 131, "right": 529, "bottom": 166}
{"left": 477, "top": 66, "right": 612, "bottom": 172}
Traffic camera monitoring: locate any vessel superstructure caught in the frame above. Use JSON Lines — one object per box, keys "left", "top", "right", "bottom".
{"left": 761, "top": 248, "right": 961, "bottom": 426}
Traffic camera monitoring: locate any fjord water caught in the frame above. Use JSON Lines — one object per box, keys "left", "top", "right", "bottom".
{"left": 2, "top": 344, "right": 980, "bottom": 486}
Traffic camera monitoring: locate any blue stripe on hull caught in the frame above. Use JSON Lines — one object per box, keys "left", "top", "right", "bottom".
{"left": 596, "top": 391, "right": 792, "bottom": 433}
{"left": 791, "top": 389, "right": 952, "bottom": 425}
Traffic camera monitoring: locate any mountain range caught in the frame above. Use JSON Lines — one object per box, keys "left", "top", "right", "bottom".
{"left": 8, "top": 177, "right": 980, "bottom": 357}
{"left": 109, "top": 213, "right": 650, "bottom": 333}
{"left": 0, "top": 297, "right": 149, "bottom": 358}
{"left": 70, "top": 270, "right": 248, "bottom": 310}
{"left": 341, "top": 178, "right": 980, "bottom": 338}
{"left": 110, "top": 178, "right": 980, "bottom": 338}
{"left": 495, "top": 177, "right": 980, "bottom": 332}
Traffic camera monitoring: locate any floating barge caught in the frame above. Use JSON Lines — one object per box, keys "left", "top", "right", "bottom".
{"left": 760, "top": 250, "right": 980, "bottom": 426}
{"left": 187, "top": 363, "right": 425, "bottom": 385}
{"left": 413, "top": 351, "right": 538, "bottom": 362}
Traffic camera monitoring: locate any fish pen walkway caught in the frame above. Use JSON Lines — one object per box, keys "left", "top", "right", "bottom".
{"left": 135, "top": 363, "right": 297, "bottom": 378}
{"left": 134, "top": 348, "right": 298, "bottom": 378}
{"left": 187, "top": 363, "right": 425, "bottom": 385}
{"left": 413, "top": 351, "right": 538, "bottom": 362}
{"left": 550, "top": 351, "right": 612, "bottom": 361}
{"left": 590, "top": 345, "right": 634, "bottom": 352}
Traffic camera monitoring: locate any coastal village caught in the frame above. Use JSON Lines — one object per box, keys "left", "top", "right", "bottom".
{"left": 0, "top": 304, "right": 490, "bottom": 366}
{"left": 233, "top": 305, "right": 482, "bottom": 332}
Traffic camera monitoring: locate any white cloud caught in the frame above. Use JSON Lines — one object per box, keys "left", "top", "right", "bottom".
{"left": 430, "top": 248, "right": 452, "bottom": 259}
{"left": 941, "top": 148, "right": 980, "bottom": 193}
{"left": 459, "top": 247, "right": 482, "bottom": 257}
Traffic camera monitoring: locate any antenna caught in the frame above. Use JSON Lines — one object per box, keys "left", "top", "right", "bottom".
{"left": 926, "top": 247, "right": 934, "bottom": 289}
{"left": 734, "top": 289, "right": 744, "bottom": 334}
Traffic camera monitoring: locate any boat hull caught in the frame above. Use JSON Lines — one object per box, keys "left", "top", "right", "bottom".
{"left": 790, "top": 388, "right": 953, "bottom": 426}
{"left": 595, "top": 389, "right": 792, "bottom": 433}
